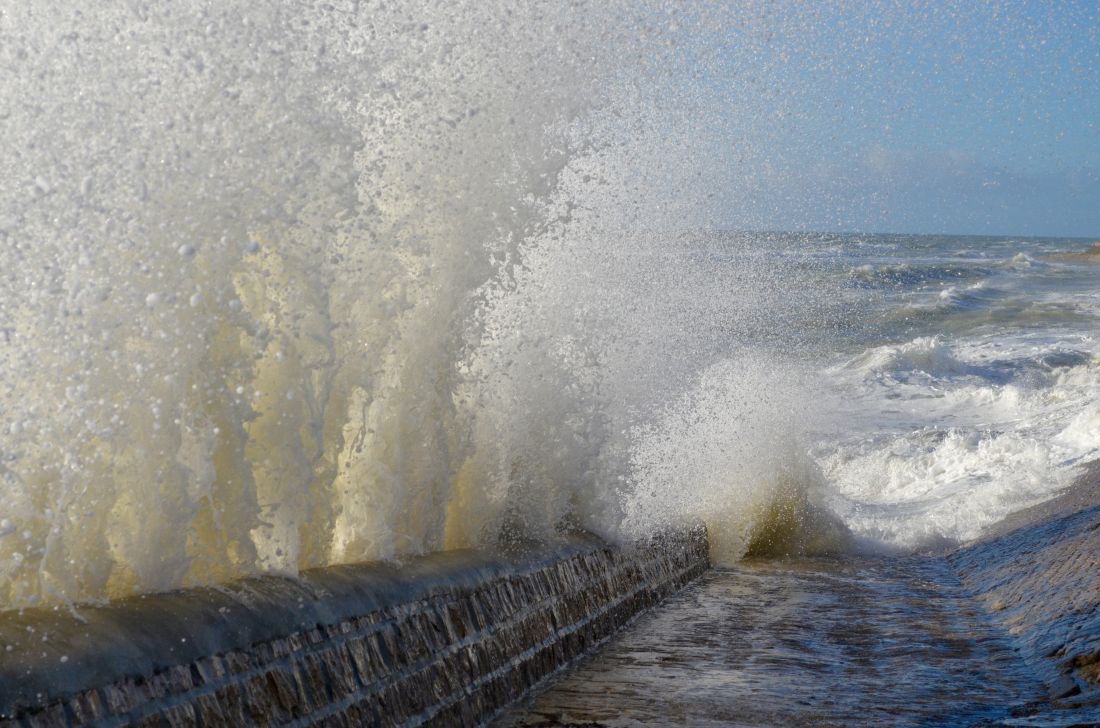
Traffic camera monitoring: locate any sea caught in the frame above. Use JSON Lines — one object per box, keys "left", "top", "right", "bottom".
{"left": 797, "top": 233, "right": 1100, "bottom": 551}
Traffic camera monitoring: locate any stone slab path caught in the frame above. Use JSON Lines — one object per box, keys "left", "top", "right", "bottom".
{"left": 503, "top": 557, "right": 1077, "bottom": 727}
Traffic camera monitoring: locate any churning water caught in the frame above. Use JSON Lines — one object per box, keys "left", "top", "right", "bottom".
{"left": 0, "top": 3, "right": 1096, "bottom": 610}
{"left": 808, "top": 235, "right": 1100, "bottom": 551}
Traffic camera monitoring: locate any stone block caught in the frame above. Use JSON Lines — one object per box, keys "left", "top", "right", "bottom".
{"left": 192, "top": 692, "right": 226, "bottom": 726}
{"left": 22, "top": 703, "right": 67, "bottom": 728}
{"left": 213, "top": 682, "right": 248, "bottom": 724}
{"left": 346, "top": 635, "right": 379, "bottom": 686}
{"left": 192, "top": 655, "right": 227, "bottom": 685}
{"left": 221, "top": 650, "right": 253, "bottom": 675}
{"left": 165, "top": 664, "right": 194, "bottom": 693}
{"left": 162, "top": 703, "right": 199, "bottom": 727}
{"left": 241, "top": 672, "right": 282, "bottom": 724}
{"left": 102, "top": 681, "right": 143, "bottom": 715}
{"left": 318, "top": 644, "right": 359, "bottom": 698}
{"left": 67, "top": 689, "right": 106, "bottom": 725}
{"left": 266, "top": 667, "right": 308, "bottom": 716}
{"left": 297, "top": 652, "right": 334, "bottom": 707}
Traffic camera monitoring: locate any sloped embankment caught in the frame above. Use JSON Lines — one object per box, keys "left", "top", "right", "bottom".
{"left": 948, "top": 461, "right": 1100, "bottom": 709}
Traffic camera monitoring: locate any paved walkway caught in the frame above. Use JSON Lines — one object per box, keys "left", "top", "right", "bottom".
{"left": 505, "top": 557, "right": 1049, "bottom": 727}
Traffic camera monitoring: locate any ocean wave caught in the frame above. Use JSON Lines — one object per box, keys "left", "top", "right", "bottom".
{"left": 821, "top": 341, "right": 1100, "bottom": 550}
{"left": 1000, "top": 252, "right": 1041, "bottom": 270}
{"left": 845, "top": 337, "right": 974, "bottom": 379}
{"left": 821, "top": 425, "right": 1078, "bottom": 551}
{"left": 848, "top": 261, "right": 989, "bottom": 289}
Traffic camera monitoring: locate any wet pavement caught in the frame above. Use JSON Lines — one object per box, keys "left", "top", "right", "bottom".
{"left": 505, "top": 557, "right": 1055, "bottom": 727}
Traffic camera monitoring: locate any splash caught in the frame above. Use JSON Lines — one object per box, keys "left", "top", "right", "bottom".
{"left": 0, "top": 2, "right": 831, "bottom": 609}
{"left": 620, "top": 356, "right": 847, "bottom": 562}
{"left": 3, "top": 1, "right": 1093, "bottom": 610}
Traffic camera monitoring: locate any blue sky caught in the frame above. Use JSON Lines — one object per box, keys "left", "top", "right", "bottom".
{"left": 700, "top": 2, "right": 1100, "bottom": 237}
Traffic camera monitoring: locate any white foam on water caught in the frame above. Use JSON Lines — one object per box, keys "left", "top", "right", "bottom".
{"left": 847, "top": 336, "right": 974, "bottom": 380}
{"left": 817, "top": 334, "right": 1100, "bottom": 551}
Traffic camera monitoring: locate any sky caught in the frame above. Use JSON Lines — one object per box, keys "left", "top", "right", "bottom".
{"left": 701, "top": 2, "right": 1100, "bottom": 237}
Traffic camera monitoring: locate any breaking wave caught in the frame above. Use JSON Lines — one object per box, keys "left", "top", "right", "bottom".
{"left": 0, "top": 2, "right": 829, "bottom": 609}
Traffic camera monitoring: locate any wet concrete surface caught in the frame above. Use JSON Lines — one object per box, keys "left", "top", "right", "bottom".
{"left": 505, "top": 557, "right": 1076, "bottom": 727}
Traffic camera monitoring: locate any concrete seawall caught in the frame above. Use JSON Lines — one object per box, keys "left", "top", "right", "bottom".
{"left": 0, "top": 529, "right": 709, "bottom": 727}
{"left": 947, "top": 464, "right": 1100, "bottom": 707}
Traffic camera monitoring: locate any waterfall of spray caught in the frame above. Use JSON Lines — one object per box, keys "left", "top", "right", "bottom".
{"left": 0, "top": 1, "right": 832, "bottom": 609}
{"left": 456, "top": 224, "right": 837, "bottom": 556}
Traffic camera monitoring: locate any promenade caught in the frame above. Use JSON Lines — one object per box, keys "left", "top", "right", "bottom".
{"left": 507, "top": 476, "right": 1100, "bottom": 727}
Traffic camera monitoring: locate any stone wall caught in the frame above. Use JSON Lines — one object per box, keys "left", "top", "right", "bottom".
{"left": 0, "top": 529, "right": 709, "bottom": 727}
{"left": 948, "top": 492, "right": 1100, "bottom": 707}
